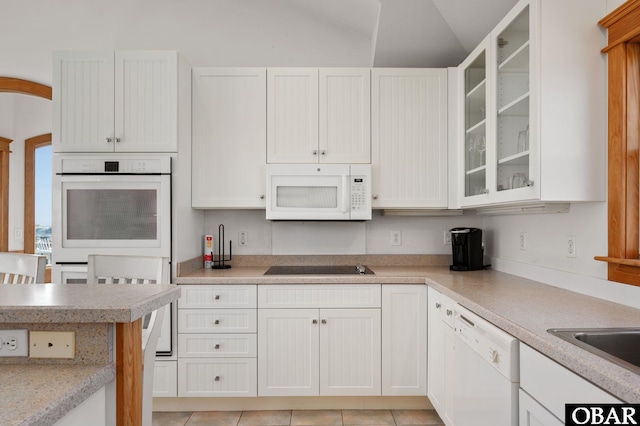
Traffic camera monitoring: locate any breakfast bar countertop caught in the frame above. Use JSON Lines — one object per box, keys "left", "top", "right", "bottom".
{"left": 0, "top": 283, "right": 181, "bottom": 426}
{"left": 0, "top": 283, "right": 180, "bottom": 323}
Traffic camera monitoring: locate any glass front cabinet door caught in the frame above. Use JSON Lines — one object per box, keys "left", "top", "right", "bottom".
{"left": 459, "top": 0, "right": 537, "bottom": 207}
{"left": 459, "top": 36, "right": 490, "bottom": 202}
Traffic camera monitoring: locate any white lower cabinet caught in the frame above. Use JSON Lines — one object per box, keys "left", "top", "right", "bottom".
{"left": 258, "top": 307, "right": 381, "bottom": 396}
{"left": 427, "top": 287, "right": 455, "bottom": 425}
{"left": 258, "top": 284, "right": 382, "bottom": 397}
{"left": 381, "top": 285, "right": 427, "bottom": 396}
{"left": 153, "top": 360, "right": 178, "bottom": 397}
{"left": 519, "top": 389, "right": 563, "bottom": 426}
{"left": 519, "top": 343, "right": 621, "bottom": 423}
{"left": 177, "top": 285, "right": 257, "bottom": 397}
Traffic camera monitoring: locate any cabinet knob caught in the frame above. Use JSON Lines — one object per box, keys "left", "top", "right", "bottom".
{"left": 214, "top": 319, "right": 220, "bottom": 325}
{"left": 446, "top": 309, "right": 453, "bottom": 316}
{"left": 373, "top": 195, "right": 378, "bottom": 200}
{"left": 214, "top": 376, "right": 221, "bottom": 381}
{"left": 321, "top": 319, "right": 327, "bottom": 324}
{"left": 312, "top": 319, "right": 318, "bottom": 324}
{"left": 106, "top": 137, "right": 113, "bottom": 143}
{"left": 214, "top": 344, "right": 220, "bottom": 349}
{"left": 435, "top": 302, "right": 441, "bottom": 309}
{"left": 313, "top": 150, "right": 318, "bottom": 155}
{"left": 260, "top": 195, "right": 265, "bottom": 199}
{"left": 483, "top": 189, "right": 489, "bottom": 194}
{"left": 214, "top": 295, "right": 220, "bottom": 300}
{"left": 115, "top": 137, "right": 121, "bottom": 143}
{"left": 321, "top": 150, "right": 326, "bottom": 155}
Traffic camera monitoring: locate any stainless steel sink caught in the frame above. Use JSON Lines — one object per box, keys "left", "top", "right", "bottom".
{"left": 548, "top": 328, "right": 640, "bottom": 374}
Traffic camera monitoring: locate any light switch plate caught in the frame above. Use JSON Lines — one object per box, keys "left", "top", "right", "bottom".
{"left": 29, "top": 331, "right": 75, "bottom": 359}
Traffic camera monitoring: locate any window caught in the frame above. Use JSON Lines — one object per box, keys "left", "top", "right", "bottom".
{"left": 25, "top": 136, "right": 52, "bottom": 259}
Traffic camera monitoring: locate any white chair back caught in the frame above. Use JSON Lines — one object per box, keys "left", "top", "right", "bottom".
{"left": 86, "top": 254, "right": 169, "bottom": 426}
{"left": 0, "top": 252, "right": 46, "bottom": 284}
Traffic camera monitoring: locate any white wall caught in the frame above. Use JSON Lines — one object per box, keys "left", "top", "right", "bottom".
{"left": 0, "top": 0, "right": 374, "bottom": 86}
{"left": 203, "top": 210, "right": 483, "bottom": 257}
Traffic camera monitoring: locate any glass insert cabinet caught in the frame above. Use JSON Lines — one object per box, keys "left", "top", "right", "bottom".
{"left": 457, "top": 0, "right": 606, "bottom": 209}
{"left": 459, "top": 1, "right": 535, "bottom": 207}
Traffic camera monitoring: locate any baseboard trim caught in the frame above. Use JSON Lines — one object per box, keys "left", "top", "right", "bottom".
{"left": 153, "top": 396, "right": 433, "bottom": 412}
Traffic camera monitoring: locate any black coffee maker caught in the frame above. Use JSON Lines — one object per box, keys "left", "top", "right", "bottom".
{"left": 449, "top": 227, "right": 484, "bottom": 271}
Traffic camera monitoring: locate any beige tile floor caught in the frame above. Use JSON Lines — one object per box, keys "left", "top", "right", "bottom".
{"left": 152, "top": 409, "right": 444, "bottom": 426}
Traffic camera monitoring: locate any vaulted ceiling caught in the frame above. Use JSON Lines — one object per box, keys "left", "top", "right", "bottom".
{"left": 292, "top": 0, "right": 519, "bottom": 67}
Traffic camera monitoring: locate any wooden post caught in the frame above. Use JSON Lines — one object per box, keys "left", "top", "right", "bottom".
{"left": 116, "top": 318, "right": 143, "bottom": 426}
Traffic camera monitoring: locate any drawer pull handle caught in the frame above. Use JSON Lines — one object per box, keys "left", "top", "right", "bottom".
{"left": 214, "top": 295, "right": 220, "bottom": 300}
{"left": 214, "top": 344, "right": 220, "bottom": 349}
{"left": 214, "top": 376, "right": 221, "bottom": 381}
{"left": 435, "top": 302, "right": 441, "bottom": 309}
{"left": 214, "top": 319, "right": 220, "bottom": 325}
{"left": 321, "top": 319, "right": 327, "bottom": 324}
{"left": 312, "top": 319, "right": 318, "bottom": 324}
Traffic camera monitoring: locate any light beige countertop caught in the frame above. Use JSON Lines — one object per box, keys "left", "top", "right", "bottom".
{"left": 0, "top": 283, "right": 181, "bottom": 425}
{"left": 178, "top": 264, "right": 640, "bottom": 402}
{"left": 0, "top": 283, "right": 181, "bottom": 323}
{"left": 1, "top": 364, "right": 115, "bottom": 426}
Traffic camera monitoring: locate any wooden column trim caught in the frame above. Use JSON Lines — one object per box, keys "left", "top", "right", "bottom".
{"left": 597, "top": 1, "right": 640, "bottom": 286}
{"left": 0, "top": 137, "right": 13, "bottom": 252}
{"left": 116, "top": 319, "right": 143, "bottom": 426}
{"left": 24, "top": 133, "right": 52, "bottom": 255}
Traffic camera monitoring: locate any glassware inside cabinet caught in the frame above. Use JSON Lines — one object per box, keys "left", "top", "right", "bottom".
{"left": 464, "top": 48, "right": 487, "bottom": 197}
{"left": 496, "top": 5, "right": 530, "bottom": 192}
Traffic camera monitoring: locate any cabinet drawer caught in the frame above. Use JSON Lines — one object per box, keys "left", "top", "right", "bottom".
{"left": 178, "top": 309, "right": 257, "bottom": 333}
{"left": 258, "top": 284, "right": 381, "bottom": 308}
{"left": 178, "top": 358, "right": 257, "bottom": 397}
{"left": 520, "top": 343, "right": 620, "bottom": 422}
{"left": 179, "top": 334, "right": 257, "bottom": 358}
{"left": 179, "top": 285, "right": 257, "bottom": 308}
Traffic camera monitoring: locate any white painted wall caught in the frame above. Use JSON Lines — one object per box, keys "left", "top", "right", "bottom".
{"left": 203, "top": 210, "right": 483, "bottom": 257}
{"left": 0, "top": 0, "right": 374, "bottom": 86}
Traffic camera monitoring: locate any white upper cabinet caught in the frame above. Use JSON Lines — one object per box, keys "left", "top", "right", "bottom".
{"left": 53, "top": 51, "right": 179, "bottom": 153}
{"left": 457, "top": 0, "right": 606, "bottom": 208}
{"left": 267, "top": 68, "right": 371, "bottom": 164}
{"left": 371, "top": 68, "right": 448, "bottom": 209}
{"left": 191, "top": 68, "right": 267, "bottom": 208}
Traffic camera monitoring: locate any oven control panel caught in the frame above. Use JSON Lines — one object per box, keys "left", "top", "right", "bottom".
{"left": 57, "top": 156, "right": 171, "bottom": 174}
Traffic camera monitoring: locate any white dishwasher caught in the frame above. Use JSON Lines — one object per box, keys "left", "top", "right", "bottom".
{"left": 451, "top": 304, "right": 519, "bottom": 426}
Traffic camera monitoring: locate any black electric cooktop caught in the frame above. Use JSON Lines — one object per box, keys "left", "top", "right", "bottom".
{"left": 264, "top": 265, "right": 375, "bottom": 275}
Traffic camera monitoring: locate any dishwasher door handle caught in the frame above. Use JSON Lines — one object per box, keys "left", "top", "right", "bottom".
{"left": 458, "top": 314, "right": 475, "bottom": 327}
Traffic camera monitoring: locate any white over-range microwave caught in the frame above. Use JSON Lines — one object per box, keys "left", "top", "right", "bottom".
{"left": 266, "top": 164, "right": 372, "bottom": 220}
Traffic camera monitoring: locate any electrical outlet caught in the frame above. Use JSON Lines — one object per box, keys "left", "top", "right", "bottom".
{"left": 391, "top": 231, "right": 402, "bottom": 246}
{"left": 0, "top": 329, "right": 28, "bottom": 357}
{"left": 443, "top": 230, "right": 452, "bottom": 245}
{"left": 567, "top": 235, "right": 577, "bottom": 258}
{"left": 238, "top": 231, "right": 248, "bottom": 246}
{"left": 519, "top": 232, "right": 527, "bottom": 250}
{"left": 30, "top": 331, "right": 75, "bottom": 359}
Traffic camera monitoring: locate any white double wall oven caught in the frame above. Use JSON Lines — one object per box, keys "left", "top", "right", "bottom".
{"left": 52, "top": 153, "right": 173, "bottom": 353}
